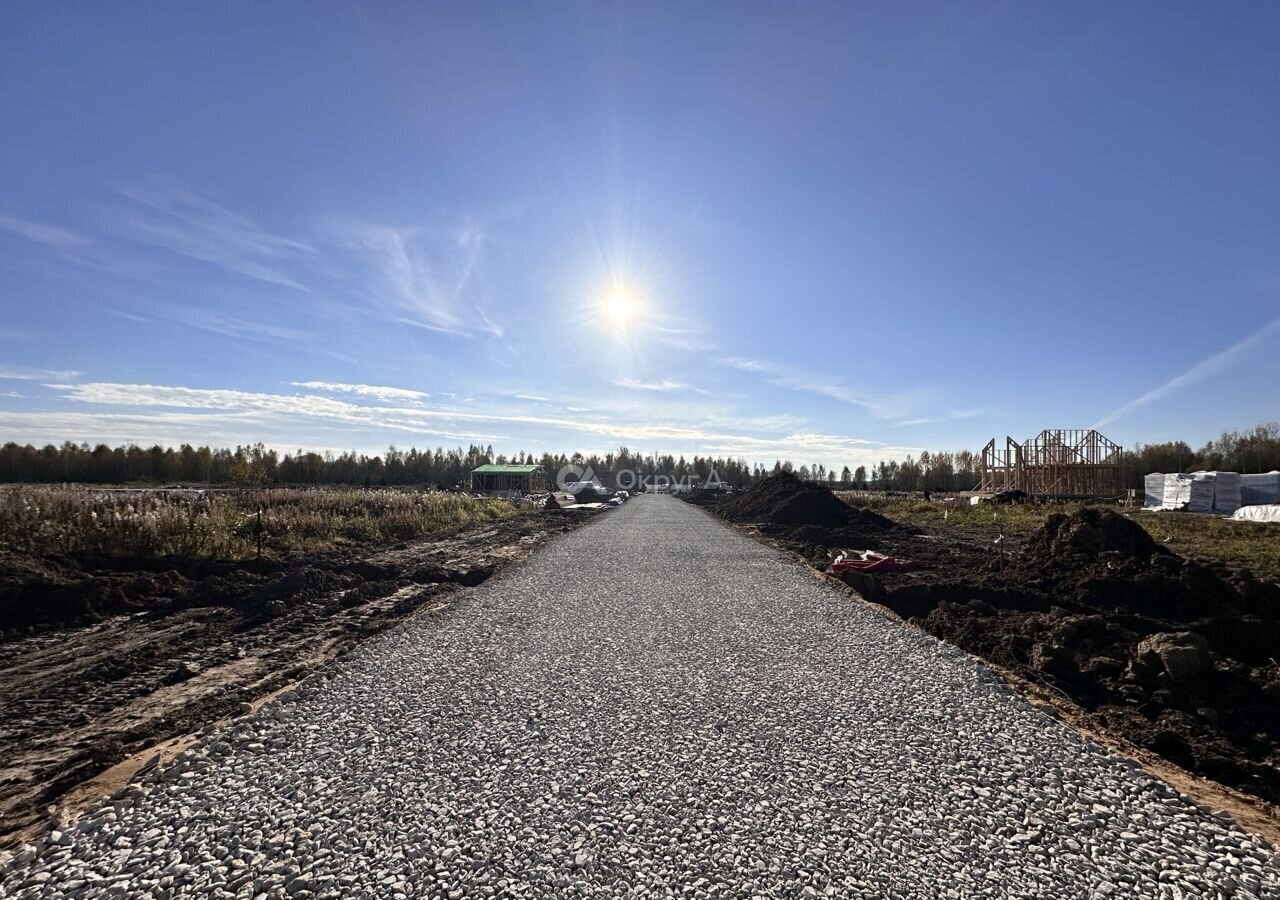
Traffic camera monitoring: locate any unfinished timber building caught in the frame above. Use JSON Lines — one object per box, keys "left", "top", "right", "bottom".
{"left": 978, "top": 429, "right": 1124, "bottom": 499}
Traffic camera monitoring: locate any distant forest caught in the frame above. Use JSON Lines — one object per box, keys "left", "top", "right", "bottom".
{"left": 1, "top": 422, "right": 1277, "bottom": 493}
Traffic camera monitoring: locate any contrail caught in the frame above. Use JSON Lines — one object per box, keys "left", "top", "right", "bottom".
{"left": 1094, "top": 316, "right": 1280, "bottom": 428}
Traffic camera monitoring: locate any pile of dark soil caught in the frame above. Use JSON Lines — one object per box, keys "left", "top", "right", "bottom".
{"left": 696, "top": 472, "right": 904, "bottom": 552}
{"left": 842, "top": 508, "right": 1280, "bottom": 806}
{"left": 680, "top": 488, "right": 720, "bottom": 508}
{"left": 0, "top": 531, "right": 531, "bottom": 637}
{"left": 990, "top": 489, "right": 1030, "bottom": 505}
{"left": 0, "top": 552, "right": 383, "bottom": 634}
{"left": 718, "top": 472, "right": 866, "bottom": 527}
{"left": 571, "top": 485, "right": 613, "bottom": 503}
{"left": 1025, "top": 507, "right": 1168, "bottom": 561}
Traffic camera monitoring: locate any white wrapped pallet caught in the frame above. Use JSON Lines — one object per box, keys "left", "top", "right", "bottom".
{"left": 1160, "top": 473, "right": 1193, "bottom": 510}
{"left": 1210, "top": 471, "right": 1242, "bottom": 514}
{"left": 1160, "top": 472, "right": 1215, "bottom": 512}
{"left": 1186, "top": 472, "right": 1216, "bottom": 513}
{"left": 1144, "top": 472, "right": 1165, "bottom": 509}
{"left": 1241, "top": 471, "right": 1280, "bottom": 506}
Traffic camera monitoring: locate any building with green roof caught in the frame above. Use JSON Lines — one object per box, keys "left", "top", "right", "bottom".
{"left": 470, "top": 463, "right": 546, "bottom": 494}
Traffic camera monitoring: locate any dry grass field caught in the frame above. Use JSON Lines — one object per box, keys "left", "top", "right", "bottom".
{"left": 846, "top": 494, "right": 1280, "bottom": 583}
{"left": 0, "top": 486, "right": 527, "bottom": 560}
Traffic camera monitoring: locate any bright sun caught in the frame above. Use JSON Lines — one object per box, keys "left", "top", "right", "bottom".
{"left": 603, "top": 290, "right": 637, "bottom": 326}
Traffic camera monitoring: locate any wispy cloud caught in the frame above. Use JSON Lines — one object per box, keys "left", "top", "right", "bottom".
{"left": 614, "top": 377, "right": 687, "bottom": 392}
{"left": 107, "top": 178, "right": 315, "bottom": 290}
{"left": 657, "top": 333, "right": 717, "bottom": 353}
{"left": 292, "top": 381, "right": 430, "bottom": 403}
{"left": 717, "top": 356, "right": 935, "bottom": 421}
{"left": 395, "top": 316, "right": 470, "bottom": 337}
{"left": 699, "top": 432, "right": 921, "bottom": 465}
{"left": 888, "top": 407, "right": 991, "bottom": 428}
{"left": 0, "top": 214, "right": 93, "bottom": 251}
{"left": 111, "top": 307, "right": 313, "bottom": 343}
{"left": 4, "top": 183, "right": 511, "bottom": 349}
{"left": 1095, "top": 316, "right": 1280, "bottom": 428}
{"left": 0, "top": 409, "right": 498, "bottom": 449}
{"left": 0, "top": 366, "right": 81, "bottom": 381}
{"left": 0, "top": 213, "right": 153, "bottom": 279}
{"left": 341, "top": 220, "right": 502, "bottom": 338}
{"left": 3, "top": 184, "right": 309, "bottom": 290}
{"left": 42, "top": 384, "right": 502, "bottom": 442}
{"left": 46, "top": 382, "right": 587, "bottom": 435}
{"left": 40, "top": 380, "right": 907, "bottom": 467}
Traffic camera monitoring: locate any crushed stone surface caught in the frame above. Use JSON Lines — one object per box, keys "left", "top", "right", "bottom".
{"left": 3, "top": 496, "right": 1278, "bottom": 898}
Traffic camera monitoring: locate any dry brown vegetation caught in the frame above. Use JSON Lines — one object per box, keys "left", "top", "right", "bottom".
{"left": 845, "top": 494, "right": 1280, "bottom": 584}
{"left": 0, "top": 486, "right": 527, "bottom": 560}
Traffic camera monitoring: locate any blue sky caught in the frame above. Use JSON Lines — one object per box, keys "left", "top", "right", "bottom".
{"left": 2, "top": 3, "right": 1278, "bottom": 470}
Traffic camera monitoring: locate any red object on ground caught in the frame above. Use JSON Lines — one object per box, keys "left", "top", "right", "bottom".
{"left": 831, "top": 552, "right": 925, "bottom": 573}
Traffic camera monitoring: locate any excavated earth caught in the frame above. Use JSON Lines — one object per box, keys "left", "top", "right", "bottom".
{"left": 686, "top": 473, "right": 910, "bottom": 553}
{"left": 692, "top": 476, "right": 1280, "bottom": 812}
{"left": 0, "top": 510, "right": 593, "bottom": 843}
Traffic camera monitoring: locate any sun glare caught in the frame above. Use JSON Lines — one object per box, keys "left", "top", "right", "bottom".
{"left": 603, "top": 290, "right": 637, "bottom": 326}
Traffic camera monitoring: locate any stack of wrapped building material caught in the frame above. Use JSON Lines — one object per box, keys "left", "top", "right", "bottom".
{"left": 1209, "top": 471, "right": 1242, "bottom": 514}
{"left": 1186, "top": 473, "right": 1217, "bottom": 512}
{"left": 1148, "top": 470, "right": 1260, "bottom": 513}
{"left": 1143, "top": 472, "right": 1165, "bottom": 509}
{"left": 1159, "top": 473, "right": 1193, "bottom": 510}
{"left": 1157, "top": 472, "right": 1215, "bottom": 512}
{"left": 1241, "top": 471, "right": 1280, "bottom": 506}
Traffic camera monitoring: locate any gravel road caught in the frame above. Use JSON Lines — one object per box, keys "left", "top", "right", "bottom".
{"left": 4, "top": 496, "right": 1278, "bottom": 898}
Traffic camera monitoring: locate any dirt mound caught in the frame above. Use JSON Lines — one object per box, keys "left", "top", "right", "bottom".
{"left": 760, "top": 520, "right": 910, "bottom": 556}
{"left": 991, "top": 489, "right": 1030, "bottom": 505}
{"left": 680, "top": 488, "right": 720, "bottom": 508}
{"left": 1027, "top": 508, "right": 1168, "bottom": 561}
{"left": 718, "top": 472, "right": 892, "bottom": 529}
{"left": 691, "top": 473, "right": 907, "bottom": 556}
{"left": 0, "top": 553, "right": 139, "bottom": 629}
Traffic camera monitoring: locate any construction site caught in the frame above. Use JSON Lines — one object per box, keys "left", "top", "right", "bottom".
{"left": 977, "top": 428, "right": 1125, "bottom": 499}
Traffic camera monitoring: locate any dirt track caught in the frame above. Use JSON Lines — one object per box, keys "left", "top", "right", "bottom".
{"left": 0, "top": 511, "right": 591, "bottom": 843}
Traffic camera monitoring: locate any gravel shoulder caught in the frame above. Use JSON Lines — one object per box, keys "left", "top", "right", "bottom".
{"left": 4, "top": 495, "right": 1278, "bottom": 898}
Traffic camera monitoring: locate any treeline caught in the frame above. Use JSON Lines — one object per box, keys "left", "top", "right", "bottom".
{"left": 1, "top": 421, "right": 1276, "bottom": 491}
{"left": 857, "top": 421, "right": 1280, "bottom": 493}
{"left": 0, "top": 441, "right": 763, "bottom": 488}
{"left": 1122, "top": 421, "right": 1280, "bottom": 482}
